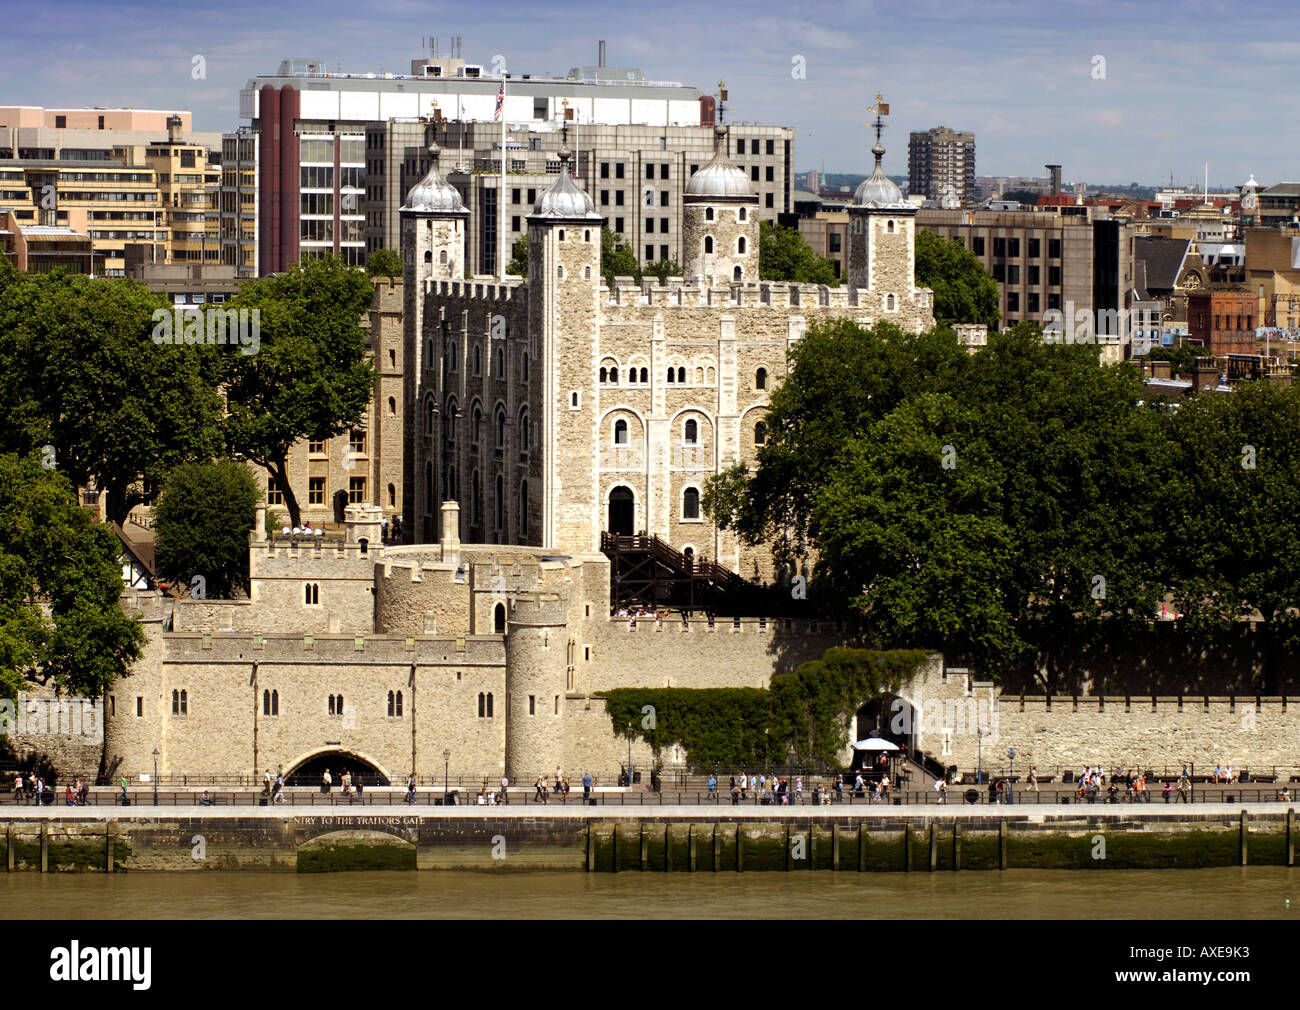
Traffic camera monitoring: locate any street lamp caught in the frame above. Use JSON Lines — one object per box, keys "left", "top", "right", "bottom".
{"left": 976, "top": 727, "right": 983, "bottom": 789}
{"left": 626, "top": 723, "right": 634, "bottom": 786}
{"left": 787, "top": 744, "right": 796, "bottom": 805}
{"left": 1007, "top": 747, "right": 1016, "bottom": 805}
{"left": 152, "top": 748, "right": 159, "bottom": 806}
{"left": 443, "top": 748, "right": 450, "bottom": 806}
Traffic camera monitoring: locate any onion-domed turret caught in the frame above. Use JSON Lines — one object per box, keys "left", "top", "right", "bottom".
{"left": 402, "top": 143, "right": 466, "bottom": 213}
{"left": 853, "top": 140, "right": 910, "bottom": 210}
{"left": 685, "top": 126, "right": 752, "bottom": 199}
{"left": 532, "top": 148, "right": 601, "bottom": 219}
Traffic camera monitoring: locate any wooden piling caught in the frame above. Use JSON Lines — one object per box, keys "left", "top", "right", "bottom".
{"left": 736, "top": 824, "right": 743, "bottom": 872}
{"left": 1287, "top": 809, "right": 1294, "bottom": 868}
{"left": 585, "top": 822, "right": 593, "bottom": 872}
{"left": 612, "top": 823, "right": 619, "bottom": 874}
{"left": 712, "top": 824, "right": 720, "bottom": 872}
{"left": 106, "top": 822, "right": 115, "bottom": 874}
{"left": 953, "top": 822, "right": 962, "bottom": 871}
{"left": 785, "top": 824, "right": 792, "bottom": 871}
{"left": 664, "top": 823, "right": 671, "bottom": 873}
{"left": 998, "top": 820, "right": 1007, "bottom": 870}
{"left": 858, "top": 823, "right": 866, "bottom": 872}
{"left": 832, "top": 822, "right": 840, "bottom": 871}
{"left": 903, "top": 823, "right": 912, "bottom": 872}
{"left": 639, "top": 823, "right": 647, "bottom": 871}
{"left": 1239, "top": 810, "right": 1248, "bottom": 867}
{"left": 688, "top": 823, "right": 696, "bottom": 873}
{"left": 39, "top": 822, "right": 47, "bottom": 873}
{"left": 928, "top": 821, "right": 937, "bottom": 872}
{"left": 4, "top": 824, "right": 10, "bottom": 872}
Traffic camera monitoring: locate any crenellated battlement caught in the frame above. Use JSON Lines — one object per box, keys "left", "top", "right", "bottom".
{"left": 159, "top": 631, "right": 506, "bottom": 666}
{"left": 427, "top": 277, "right": 528, "bottom": 302}
{"left": 599, "top": 278, "right": 933, "bottom": 312}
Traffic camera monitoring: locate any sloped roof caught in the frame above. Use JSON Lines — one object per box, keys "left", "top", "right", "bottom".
{"left": 1134, "top": 235, "right": 1190, "bottom": 291}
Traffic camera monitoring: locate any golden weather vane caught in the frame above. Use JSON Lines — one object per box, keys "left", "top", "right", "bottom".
{"left": 867, "top": 92, "right": 889, "bottom": 146}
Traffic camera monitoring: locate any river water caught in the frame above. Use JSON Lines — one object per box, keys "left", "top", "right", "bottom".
{"left": 3, "top": 867, "right": 1296, "bottom": 918}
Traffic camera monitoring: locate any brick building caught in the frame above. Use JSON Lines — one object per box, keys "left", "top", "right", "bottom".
{"left": 1188, "top": 287, "right": 1258, "bottom": 356}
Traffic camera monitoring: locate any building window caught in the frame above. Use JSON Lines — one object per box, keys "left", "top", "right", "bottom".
{"left": 755, "top": 367, "right": 767, "bottom": 389}
{"left": 705, "top": 207, "right": 714, "bottom": 221}
{"left": 308, "top": 439, "right": 326, "bottom": 454}
{"left": 136, "top": 697, "right": 143, "bottom": 717}
{"left": 349, "top": 476, "right": 365, "bottom": 503}
{"left": 684, "top": 418, "right": 698, "bottom": 444}
{"left": 267, "top": 478, "right": 284, "bottom": 505}
{"left": 646, "top": 219, "right": 654, "bottom": 234}
{"left": 496, "top": 410, "right": 505, "bottom": 449}
{"left": 1007, "top": 292, "right": 1020, "bottom": 313}
{"left": 328, "top": 694, "right": 344, "bottom": 716}
{"left": 1008, "top": 238, "right": 1021, "bottom": 257}
{"left": 765, "top": 193, "right": 774, "bottom": 208}
{"left": 349, "top": 430, "right": 365, "bottom": 455}
{"left": 973, "top": 237, "right": 985, "bottom": 256}
{"left": 171, "top": 689, "right": 188, "bottom": 716}
{"left": 1049, "top": 238, "right": 1062, "bottom": 258}
{"left": 754, "top": 421, "right": 766, "bottom": 445}
{"left": 262, "top": 689, "right": 278, "bottom": 716}
{"left": 387, "top": 690, "right": 403, "bottom": 717}
{"left": 614, "top": 419, "right": 628, "bottom": 445}
{"left": 1028, "top": 238, "right": 1041, "bottom": 258}
{"left": 308, "top": 477, "right": 324, "bottom": 505}
{"left": 614, "top": 217, "right": 624, "bottom": 232}
{"left": 704, "top": 236, "right": 713, "bottom": 254}
{"left": 601, "top": 162, "right": 609, "bottom": 179}
{"left": 683, "top": 487, "right": 700, "bottom": 519}
{"left": 738, "top": 236, "right": 746, "bottom": 254}
{"left": 305, "top": 582, "right": 320, "bottom": 605}
{"left": 388, "top": 396, "right": 396, "bottom": 416}
{"left": 522, "top": 353, "right": 529, "bottom": 382}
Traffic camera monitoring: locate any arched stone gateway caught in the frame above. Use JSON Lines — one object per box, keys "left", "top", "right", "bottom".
{"left": 296, "top": 829, "right": 417, "bottom": 872}
{"left": 284, "top": 748, "right": 392, "bottom": 787}
{"left": 850, "top": 693, "right": 917, "bottom": 771}
{"left": 607, "top": 485, "right": 634, "bottom": 536}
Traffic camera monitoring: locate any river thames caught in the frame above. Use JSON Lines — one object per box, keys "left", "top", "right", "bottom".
{"left": 3, "top": 867, "right": 1296, "bottom": 918}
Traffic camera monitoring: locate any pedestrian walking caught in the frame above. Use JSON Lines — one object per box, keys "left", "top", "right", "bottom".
{"left": 582, "top": 771, "right": 592, "bottom": 803}
{"left": 321, "top": 768, "right": 332, "bottom": 795}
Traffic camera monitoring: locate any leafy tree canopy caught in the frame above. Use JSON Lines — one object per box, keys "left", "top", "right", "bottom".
{"left": 0, "top": 452, "right": 145, "bottom": 700}
{"left": 366, "top": 248, "right": 403, "bottom": 279}
{"left": 154, "top": 460, "right": 260, "bottom": 599}
{"left": 914, "top": 228, "right": 1001, "bottom": 329}
{"left": 759, "top": 220, "right": 839, "bottom": 286}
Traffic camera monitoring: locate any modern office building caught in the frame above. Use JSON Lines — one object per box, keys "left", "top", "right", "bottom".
{"left": 909, "top": 126, "right": 975, "bottom": 205}
{"left": 228, "top": 46, "right": 716, "bottom": 276}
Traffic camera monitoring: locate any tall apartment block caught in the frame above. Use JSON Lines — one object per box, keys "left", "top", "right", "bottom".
{"left": 224, "top": 45, "right": 791, "bottom": 277}
{"left": 908, "top": 126, "right": 976, "bottom": 205}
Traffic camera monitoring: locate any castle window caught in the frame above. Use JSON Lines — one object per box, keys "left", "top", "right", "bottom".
{"left": 558, "top": 229, "right": 565, "bottom": 241}
{"left": 683, "top": 487, "right": 700, "bottom": 520}
{"left": 571, "top": 391, "right": 580, "bottom": 409}
{"left": 426, "top": 399, "right": 435, "bottom": 436}
{"left": 684, "top": 419, "right": 698, "bottom": 444}
{"left": 666, "top": 368, "right": 675, "bottom": 384}
{"left": 887, "top": 220, "right": 896, "bottom": 233}
{"left": 473, "top": 406, "right": 482, "bottom": 443}
{"left": 388, "top": 396, "right": 396, "bottom": 416}
{"left": 388, "top": 483, "right": 396, "bottom": 508}
{"left": 387, "top": 691, "right": 395, "bottom": 716}
{"left": 705, "top": 207, "right": 714, "bottom": 221}
{"left": 473, "top": 345, "right": 481, "bottom": 375}
{"left": 614, "top": 419, "right": 628, "bottom": 445}
{"left": 493, "top": 348, "right": 503, "bottom": 378}
{"left": 349, "top": 430, "right": 366, "bottom": 455}
{"left": 755, "top": 421, "right": 767, "bottom": 445}
{"left": 308, "top": 478, "right": 324, "bottom": 506}
{"left": 557, "top": 265, "right": 564, "bottom": 280}
{"left": 739, "top": 207, "right": 747, "bottom": 221}
{"left": 609, "top": 366, "right": 618, "bottom": 383}
{"left": 328, "top": 694, "right": 344, "bottom": 716}
{"left": 639, "top": 367, "right": 647, "bottom": 383}
{"left": 267, "top": 477, "right": 284, "bottom": 505}
{"left": 494, "top": 602, "right": 506, "bottom": 634}
{"left": 263, "top": 690, "right": 278, "bottom": 716}
{"left": 600, "top": 367, "right": 607, "bottom": 383}
{"left": 887, "top": 293, "right": 896, "bottom": 311}
{"left": 171, "top": 689, "right": 188, "bottom": 716}
{"left": 136, "top": 697, "right": 142, "bottom": 717}
{"left": 449, "top": 341, "right": 457, "bottom": 371}
{"left": 584, "top": 266, "right": 591, "bottom": 280}
{"left": 519, "top": 480, "right": 528, "bottom": 537}
{"left": 440, "top": 250, "right": 448, "bottom": 264}
{"left": 733, "top": 265, "right": 743, "bottom": 282}
{"left": 677, "top": 367, "right": 686, "bottom": 384}
{"left": 529, "top": 695, "right": 535, "bottom": 716}
{"left": 522, "top": 353, "right": 529, "bottom": 382}
{"left": 519, "top": 409, "right": 530, "bottom": 451}
{"left": 486, "top": 692, "right": 493, "bottom": 717}
{"left": 478, "top": 692, "right": 485, "bottom": 717}
{"left": 695, "top": 367, "right": 704, "bottom": 384}
{"left": 424, "top": 463, "right": 433, "bottom": 512}
{"left": 358, "top": 537, "right": 368, "bottom": 555}
{"left": 756, "top": 367, "right": 767, "bottom": 389}
{"left": 704, "top": 236, "right": 713, "bottom": 254}
{"left": 424, "top": 250, "right": 432, "bottom": 263}
{"left": 305, "top": 582, "right": 320, "bottom": 605}
{"left": 584, "top": 229, "right": 591, "bottom": 242}
{"left": 349, "top": 476, "right": 366, "bottom": 503}
{"left": 496, "top": 410, "right": 505, "bottom": 449}
{"left": 738, "top": 236, "right": 746, "bottom": 254}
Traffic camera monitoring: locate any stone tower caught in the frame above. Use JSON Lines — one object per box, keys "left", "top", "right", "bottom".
{"left": 503, "top": 593, "right": 569, "bottom": 781}
{"left": 682, "top": 126, "right": 760, "bottom": 286}
{"left": 846, "top": 124, "right": 921, "bottom": 318}
{"left": 526, "top": 148, "right": 603, "bottom": 553}
{"left": 401, "top": 142, "right": 469, "bottom": 540}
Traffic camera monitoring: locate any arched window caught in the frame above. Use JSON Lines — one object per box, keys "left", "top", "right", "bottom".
{"left": 425, "top": 399, "right": 435, "bottom": 435}
{"left": 609, "top": 366, "right": 618, "bottom": 383}
{"left": 388, "top": 483, "right": 396, "bottom": 507}
{"left": 387, "top": 691, "right": 395, "bottom": 716}
{"left": 739, "top": 207, "right": 747, "bottom": 221}
{"left": 614, "top": 419, "right": 628, "bottom": 445}
{"left": 519, "top": 409, "right": 530, "bottom": 451}
{"left": 639, "top": 367, "right": 648, "bottom": 383}
{"left": 683, "top": 487, "right": 700, "bottom": 519}
{"left": 439, "top": 249, "right": 448, "bottom": 264}
{"left": 473, "top": 345, "right": 481, "bottom": 374}
{"left": 705, "top": 207, "right": 714, "bottom": 221}
{"left": 388, "top": 396, "right": 396, "bottom": 416}
{"left": 684, "top": 418, "right": 698, "bottom": 444}
{"left": 557, "top": 265, "right": 564, "bottom": 280}
{"left": 887, "top": 293, "right": 896, "bottom": 310}
{"left": 695, "top": 367, "right": 704, "bottom": 384}
{"left": 738, "top": 236, "right": 747, "bottom": 254}
{"left": 558, "top": 229, "right": 565, "bottom": 241}
{"left": 519, "top": 481, "right": 528, "bottom": 537}
{"left": 667, "top": 368, "right": 675, "bottom": 384}
{"left": 584, "top": 266, "right": 591, "bottom": 280}
{"left": 424, "top": 250, "right": 432, "bottom": 263}
{"left": 754, "top": 421, "right": 767, "bottom": 445}
{"left": 496, "top": 410, "right": 505, "bottom": 448}
{"left": 304, "top": 583, "right": 319, "bottom": 605}
{"left": 478, "top": 692, "right": 486, "bottom": 718}
{"left": 756, "top": 367, "right": 767, "bottom": 389}
{"left": 733, "top": 265, "right": 743, "bottom": 282}
{"left": 359, "top": 538, "right": 369, "bottom": 555}
{"left": 599, "top": 366, "right": 607, "bottom": 383}
{"left": 584, "top": 229, "right": 591, "bottom": 242}
{"left": 683, "top": 546, "right": 694, "bottom": 564}
{"left": 677, "top": 367, "right": 686, "bottom": 384}
{"left": 704, "top": 236, "right": 714, "bottom": 254}
{"left": 887, "top": 219, "right": 896, "bottom": 233}
{"left": 522, "top": 353, "right": 529, "bottom": 382}
{"left": 494, "top": 602, "right": 506, "bottom": 634}
{"left": 396, "top": 691, "right": 403, "bottom": 717}
{"left": 262, "top": 689, "right": 278, "bottom": 716}
{"left": 486, "top": 692, "right": 494, "bottom": 717}
{"left": 473, "top": 406, "right": 482, "bottom": 443}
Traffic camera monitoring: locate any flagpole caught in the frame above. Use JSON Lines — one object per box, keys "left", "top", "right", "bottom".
{"left": 499, "top": 75, "right": 507, "bottom": 282}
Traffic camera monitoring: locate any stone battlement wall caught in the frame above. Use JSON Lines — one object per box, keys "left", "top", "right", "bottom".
{"left": 428, "top": 277, "right": 528, "bottom": 303}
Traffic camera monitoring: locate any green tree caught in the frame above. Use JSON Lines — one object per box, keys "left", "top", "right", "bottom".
{"left": 601, "top": 227, "right": 640, "bottom": 285}
{"left": 506, "top": 236, "right": 529, "bottom": 278}
{"left": 914, "top": 228, "right": 1001, "bottom": 329}
{"left": 154, "top": 460, "right": 260, "bottom": 599}
{"left": 220, "top": 255, "right": 377, "bottom": 527}
{"left": 1143, "top": 343, "right": 1200, "bottom": 376}
{"left": 0, "top": 452, "right": 145, "bottom": 700}
{"left": 642, "top": 257, "right": 682, "bottom": 285}
{"left": 366, "top": 248, "right": 403, "bottom": 279}
{"left": 0, "top": 263, "right": 225, "bottom": 524}
{"left": 758, "top": 220, "right": 839, "bottom": 285}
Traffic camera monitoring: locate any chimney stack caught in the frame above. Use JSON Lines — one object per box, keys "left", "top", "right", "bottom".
{"left": 167, "top": 114, "right": 183, "bottom": 143}
{"left": 440, "top": 501, "right": 461, "bottom": 564}
{"left": 1046, "top": 164, "right": 1062, "bottom": 196}
{"left": 599, "top": 40, "right": 606, "bottom": 67}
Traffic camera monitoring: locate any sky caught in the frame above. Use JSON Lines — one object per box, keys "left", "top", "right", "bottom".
{"left": 4, "top": 0, "right": 1298, "bottom": 188}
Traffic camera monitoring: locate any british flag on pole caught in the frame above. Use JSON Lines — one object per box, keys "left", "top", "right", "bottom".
{"left": 494, "top": 79, "right": 504, "bottom": 121}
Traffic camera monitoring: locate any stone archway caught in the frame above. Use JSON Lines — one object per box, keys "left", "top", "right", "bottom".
{"left": 607, "top": 485, "right": 634, "bottom": 536}
{"left": 851, "top": 693, "right": 917, "bottom": 772}
{"left": 284, "top": 748, "right": 391, "bottom": 788}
